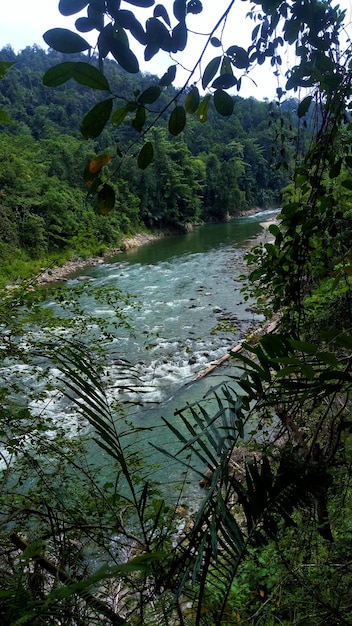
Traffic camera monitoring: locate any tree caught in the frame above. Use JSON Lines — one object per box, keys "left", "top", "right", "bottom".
{"left": 41, "top": 0, "right": 350, "bottom": 211}
{"left": 1, "top": 0, "right": 352, "bottom": 624}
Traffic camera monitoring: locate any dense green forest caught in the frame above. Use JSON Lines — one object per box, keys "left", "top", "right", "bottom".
{"left": 0, "top": 44, "right": 293, "bottom": 284}
{"left": 1, "top": 0, "right": 352, "bottom": 624}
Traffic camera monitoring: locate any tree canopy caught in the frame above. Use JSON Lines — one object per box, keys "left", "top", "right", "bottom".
{"left": 39, "top": 0, "right": 351, "bottom": 209}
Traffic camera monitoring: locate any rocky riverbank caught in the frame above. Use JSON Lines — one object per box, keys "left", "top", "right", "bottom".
{"left": 37, "top": 232, "right": 165, "bottom": 284}
{"left": 37, "top": 212, "right": 279, "bottom": 285}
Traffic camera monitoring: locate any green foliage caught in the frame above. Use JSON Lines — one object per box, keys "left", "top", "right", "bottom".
{"left": 1, "top": 0, "right": 352, "bottom": 623}
{"left": 0, "top": 45, "right": 287, "bottom": 272}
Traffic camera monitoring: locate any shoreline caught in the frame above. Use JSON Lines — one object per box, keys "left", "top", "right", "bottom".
{"left": 37, "top": 232, "right": 165, "bottom": 285}
{"left": 37, "top": 209, "right": 279, "bottom": 285}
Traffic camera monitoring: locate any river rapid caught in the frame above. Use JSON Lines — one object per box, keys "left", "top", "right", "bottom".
{"left": 2, "top": 210, "right": 277, "bottom": 486}
{"left": 59, "top": 211, "right": 275, "bottom": 410}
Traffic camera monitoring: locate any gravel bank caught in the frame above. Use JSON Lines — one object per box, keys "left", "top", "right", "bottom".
{"left": 37, "top": 232, "right": 165, "bottom": 284}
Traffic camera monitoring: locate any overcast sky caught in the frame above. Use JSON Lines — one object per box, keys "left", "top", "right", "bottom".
{"left": 1, "top": 0, "right": 351, "bottom": 101}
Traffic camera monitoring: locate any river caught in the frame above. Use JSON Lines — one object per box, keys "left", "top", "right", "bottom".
{"left": 2, "top": 210, "right": 277, "bottom": 486}
{"left": 59, "top": 211, "right": 275, "bottom": 409}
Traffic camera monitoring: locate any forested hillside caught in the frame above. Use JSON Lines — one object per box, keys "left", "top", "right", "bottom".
{"left": 0, "top": 45, "right": 293, "bottom": 283}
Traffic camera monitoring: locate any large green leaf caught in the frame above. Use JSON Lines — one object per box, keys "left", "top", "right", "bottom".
{"left": 43, "top": 62, "right": 73, "bottom": 86}
{"left": 168, "top": 105, "right": 186, "bottom": 135}
{"left": 43, "top": 28, "right": 91, "bottom": 53}
{"left": 202, "top": 56, "right": 221, "bottom": 90}
{"left": 159, "top": 64, "right": 176, "bottom": 86}
{"left": 75, "top": 17, "right": 100, "bottom": 32}
{"left": 108, "top": 38, "right": 140, "bottom": 73}
{"left": 214, "top": 89, "right": 234, "bottom": 116}
{"left": 43, "top": 62, "right": 110, "bottom": 90}
{"left": 154, "top": 4, "right": 171, "bottom": 26}
{"left": 173, "top": 0, "right": 186, "bottom": 21}
{"left": 80, "top": 98, "right": 113, "bottom": 138}
{"left": 71, "top": 62, "right": 110, "bottom": 90}
{"left": 132, "top": 106, "right": 146, "bottom": 132}
{"left": 212, "top": 74, "right": 237, "bottom": 89}
{"left": 197, "top": 94, "right": 211, "bottom": 123}
{"left": 172, "top": 21, "right": 187, "bottom": 51}
{"left": 185, "top": 86, "right": 200, "bottom": 114}
{"left": 138, "top": 141, "right": 154, "bottom": 169}
{"left": 58, "top": 0, "right": 89, "bottom": 15}
{"left": 144, "top": 44, "right": 159, "bottom": 61}
{"left": 226, "top": 45, "right": 249, "bottom": 69}
{"left": 97, "top": 183, "right": 115, "bottom": 214}
{"left": 297, "top": 95, "right": 312, "bottom": 118}
{"left": 116, "top": 10, "right": 147, "bottom": 44}
{"left": 138, "top": 86, "right": 161, "bottom": 104}
{"left": 111, "top": 105, "right": 130, "bottom": 126}
{"left": 146, "top": 17, "right": 172, "bottom": 51}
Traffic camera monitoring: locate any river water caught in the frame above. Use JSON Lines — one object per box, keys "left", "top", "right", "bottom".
{"left": 60, "top": 210, "right": 275, "bottom": 414}
{"left": 3, "top": 210, "right": 276, "bottom": 486}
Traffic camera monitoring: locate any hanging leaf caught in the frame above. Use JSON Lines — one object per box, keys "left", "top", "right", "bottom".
{"left": 172, "top": 21, "right": 187, "bottom": 52}
{"left": 145, "top": 44, "right": 159, "bottom": 61}
{"left": 71, "top": 62, "right": 110, "bottom": 90}
{"left": 89, "top": 153, "right": 112, "bottom": 174}
{"left": 108, "top": 38, "right": 140, "bottom": 73}
{"left": 342, "top": 179, "right": 352, "bottom": 190}
{"left": 80, "top": 98, "right": 113, "bottom": 138}
{"left": 86, "top": 175, "right": 103, "bottom": 194}
{"left": 159, "top": 64, "right": 176, "bottom": 86}
{"left": 169, "top": 105, "right": 186, "bottom": 135}
{"left": 185, "top": 86, "right": 200, "bottom": 114}
{"left": 146, "top": 17, "right": 172, "bottom": 52}
{"left": 116, "top": 10, "right": 147, "bottom": 45}
{"left": 127, "top": 19, "right": 147, "bottom": 45}
{"left": 329, "top": 158, "right": 342, "bottom": 179}
{"left": 154, "top": 4, "right": 171, "bottom": 26}
{"left": 97, "top": 183, "right": 115, "bottom": 214}
{"left": 197, "top": 94, "right": 211, "bottom": 123}
{"left": 75, "top": 17, "right": 99, "bottom": 32}
{"left": 212, "top": 74, "right": 237, "bottom": 89}
{"left": 138, "top": 142, "right": 154, "bottom": 169}
{"left": 297, "top": 95, "right": 312, "bottom": 118}
{"left": 58, "top": 0, "right": 89, "bottom": 16}
{"left": 138, "top": 86, "right": 161, "bottom": 104}
{"left": 214, "top": 89, "right": 234, "bottom": 116}
{"left": 210, "top": 36, "right": 221, "bottom": 47}
{"left": 289, "top": 339, "right": 317, "bottom": 355}
{"left": 132, "top": 106, "right": 146, "bottom": 132}
{"left": 202, "top": 56, "right": 221, "bottom": 90}
{"left": 173, "top": 0, "right": 186, "bottom": 21}
{"left": 111, "top": 105, "right": 130, "bottom": 126}
{"left": 43, "top": 62, "right": 73, "bottom": 86}
{"left": 187, "top": 0, "right": 202, "bottom": 13}
{"left": 226, "top": 45, "right": 249, "bottom": 69}
{"left": 43, "top": 28, "right": 91, "bottom": 53}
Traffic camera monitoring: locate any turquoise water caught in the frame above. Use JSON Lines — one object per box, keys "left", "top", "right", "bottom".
{"left": 2, "top": 210, "right": 277, "bottom": 487}
{"left": 61, "top": 211, "right": 275, "bottom": 410}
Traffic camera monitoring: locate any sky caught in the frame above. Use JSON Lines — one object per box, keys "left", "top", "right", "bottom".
{"left": 1, "top": 0, "right": 351, "bottom": 101}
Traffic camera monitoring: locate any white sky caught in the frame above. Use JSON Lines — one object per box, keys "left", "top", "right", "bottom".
{"left": 1, "top": 0, "right": 351, "bottom": 100}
